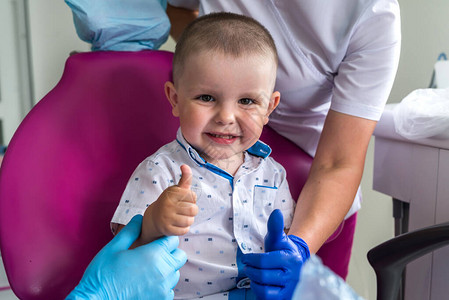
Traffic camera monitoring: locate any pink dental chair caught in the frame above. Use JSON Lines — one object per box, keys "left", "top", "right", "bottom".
{"left": 0, "top": 50, "right": 313, "bottom": 299}
{"left": 2, "top": 48, "right": 446, "bottom": 300}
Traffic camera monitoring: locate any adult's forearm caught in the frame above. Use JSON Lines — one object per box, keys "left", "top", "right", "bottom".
{"left": 166, "top": 4, "right": 198, "bottom": 41}
{"left": 288, "top": 164, "right": 361, "bottom": 253}
{"left": 287, "top": 110, "right": 376, "bottom": 253}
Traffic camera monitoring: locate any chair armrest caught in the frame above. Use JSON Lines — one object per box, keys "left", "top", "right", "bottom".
{"left": 367, "top": 222, "right": 449, "bottom": 300}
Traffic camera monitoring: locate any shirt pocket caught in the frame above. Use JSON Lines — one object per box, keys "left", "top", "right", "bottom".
{"left": 253, "top": 185, "right": 279, "bottom": 237}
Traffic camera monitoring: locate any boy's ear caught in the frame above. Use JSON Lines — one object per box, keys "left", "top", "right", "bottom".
{"left": 264, "top": 91, "right": 280, "bottom": 125}
{"left": 164, "top": 81, "right": 180, "bottom": 117}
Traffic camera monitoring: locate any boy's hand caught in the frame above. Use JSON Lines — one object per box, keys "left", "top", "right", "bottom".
{"left": 142, "top": 165, "right": 198, "bottom": 241}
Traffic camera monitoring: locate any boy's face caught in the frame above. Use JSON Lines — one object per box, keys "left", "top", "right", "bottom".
{"left": 165, "top": 51, "right": 280, "bottom": 165}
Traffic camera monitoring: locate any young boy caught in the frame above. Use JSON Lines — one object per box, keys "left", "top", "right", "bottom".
{"left": 111, "top": 12, "right": 295, "bottom": 299}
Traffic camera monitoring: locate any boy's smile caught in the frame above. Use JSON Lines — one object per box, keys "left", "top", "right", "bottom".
{"left": 165, "top": 51, "right": 279, "bottom": 173}
{"left": 206, "top": 132, "right": 241, "bottom": 145}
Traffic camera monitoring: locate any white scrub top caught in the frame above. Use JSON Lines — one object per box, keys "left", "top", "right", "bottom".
{"left": 168, "top": 0, "right": 401, "bottom": 218}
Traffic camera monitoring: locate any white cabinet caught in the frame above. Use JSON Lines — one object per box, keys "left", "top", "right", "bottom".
{"left": 373, "top": 104, "right": 449, "bottom": 300}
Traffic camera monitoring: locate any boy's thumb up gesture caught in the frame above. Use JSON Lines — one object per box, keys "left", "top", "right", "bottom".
{"left": 174, "top": 164, "right": 197, "bottom": 206}
{"left": 178, "top": 164, "right": 192, "bottom": 188}
{"left": 143, "top": 164, "right": 198, "bottom": 240}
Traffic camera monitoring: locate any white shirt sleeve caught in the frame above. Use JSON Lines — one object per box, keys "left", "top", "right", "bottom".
{"left": 330, "top": 0, "right": 401, "bottom": 120}
{"left": 110, "top": 159, "right": 171, "bottom": 233}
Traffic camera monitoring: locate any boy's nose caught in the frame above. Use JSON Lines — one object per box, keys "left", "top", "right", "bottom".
{"left": 214, "top": 104, "right": 236, "bottom": 125}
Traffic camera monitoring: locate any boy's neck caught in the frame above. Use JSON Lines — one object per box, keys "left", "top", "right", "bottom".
{"left": 207, "top": 153, "right": 244, "bottom": 176}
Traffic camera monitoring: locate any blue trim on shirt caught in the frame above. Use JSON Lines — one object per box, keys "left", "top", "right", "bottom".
{"left": 247, "top": 140, "right": 271, "bottom": 158}
{"left": 254, "top": 185, "right": 278, "bottom": 190}
{"left": 204, "top": 162, "right": 234, "bottom": 189}
{"left": 175, "top": 138, "right": 190, "bottom": 156}
{"left": 176, "top": 138, "right": 235, "bottom": 188}
{"left": 175, "top": 131, "right": 272, "bottom": 190}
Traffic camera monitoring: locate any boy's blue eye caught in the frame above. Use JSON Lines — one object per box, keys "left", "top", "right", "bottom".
{"left": 239, "top": 98, "right": 255, "bottom": 105}
{"left": 198, "top": 95, "right": 214, "bottom": 102}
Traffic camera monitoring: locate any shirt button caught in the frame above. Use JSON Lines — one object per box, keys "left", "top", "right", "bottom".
{"left": 241, "top": 242, "right": 247, "bottom": 250}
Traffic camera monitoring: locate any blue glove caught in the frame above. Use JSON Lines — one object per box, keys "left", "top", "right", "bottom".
{"left": 66, "top": 214, "right": 187, "bottom": 300}
{"left": 65, "top": 0, "right": 170, "bottom": 51}
{"left": 242, "top": 209, "right": 310, "bottom": 300}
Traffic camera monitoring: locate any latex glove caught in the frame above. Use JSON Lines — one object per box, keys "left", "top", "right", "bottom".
{"left": 66, "top": 214, "right": 187, "bottom": 300}
{"left": 242, "top": 209, "right": 310, "bottom": 300}
{"left": 65, "top": 0, "right": 170, "bottom": 51}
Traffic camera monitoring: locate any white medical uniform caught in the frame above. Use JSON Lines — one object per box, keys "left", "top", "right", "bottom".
{"left": 167, "top": 0, "right": 401, "bottom": 218}
{"left": 111, "top": 129, "right": 295, "bottom": 299}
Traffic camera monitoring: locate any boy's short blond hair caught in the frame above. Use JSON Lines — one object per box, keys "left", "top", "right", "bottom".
{"left": 173, "top": 12, "right": 278, "bottom": 84}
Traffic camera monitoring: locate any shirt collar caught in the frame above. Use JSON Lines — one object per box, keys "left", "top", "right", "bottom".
{"left": 175, "top": 128, "right": 272, "bottom": 166}
{"left": 176, "top": 128, "right": 206, "bottom": 166}
{"left": 246, "top": 140, "right": 272, "bottom": 158}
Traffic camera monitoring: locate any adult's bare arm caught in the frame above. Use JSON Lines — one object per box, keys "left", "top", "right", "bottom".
{"left": 288, "top": 109, "right": 377, "bottom": 253}
{"left": 166, "top": 4, "right": 198, "bottom": 41}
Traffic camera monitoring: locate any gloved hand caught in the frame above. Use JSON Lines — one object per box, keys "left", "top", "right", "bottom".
{"left": 242, "top": 209, "right": 310, "bottom": 300}
{"left": 64, "top": 0, "right": 170, "bottom": 51}
{"left": 66, "top": 214, "right": 187, "bottom": 300}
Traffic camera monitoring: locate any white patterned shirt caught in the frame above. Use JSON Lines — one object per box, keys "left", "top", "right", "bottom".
{"left": 111, "top": 129, "right": 295, "bottom": 299}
